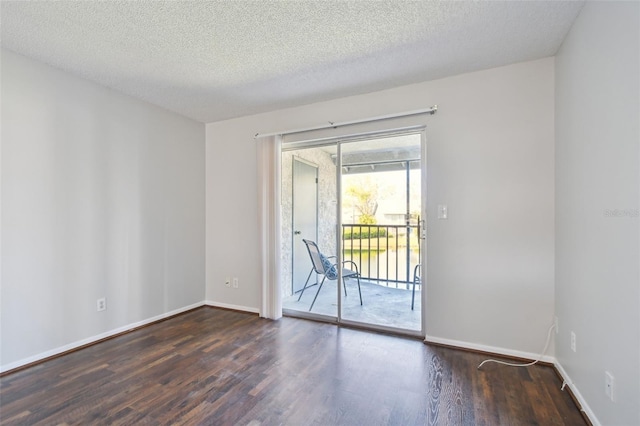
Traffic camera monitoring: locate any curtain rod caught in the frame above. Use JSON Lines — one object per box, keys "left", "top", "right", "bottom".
{"left": 254, "top": 105, "right": 438, "bottom": 139}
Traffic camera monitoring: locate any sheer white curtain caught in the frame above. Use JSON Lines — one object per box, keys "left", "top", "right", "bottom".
{"left": 257, "top": 135, "right": 282, "bottom": 319}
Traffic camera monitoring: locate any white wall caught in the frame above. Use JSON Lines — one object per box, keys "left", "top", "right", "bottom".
{"left": 206, "top": 57, "right": 555, "bottom": 356}
{"left": 1, "top": 49, "right": 206, "bottom": 369}
{"left": 555, "top": 2, "right": 640, "bottom": 425}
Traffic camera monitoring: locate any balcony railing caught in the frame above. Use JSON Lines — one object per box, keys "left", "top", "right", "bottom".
{"left": 342, "top": 223, "right": 421, "bottom": 289}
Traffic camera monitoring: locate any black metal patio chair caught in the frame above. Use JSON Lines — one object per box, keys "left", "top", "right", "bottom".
{"left": 411, "top": 264, "right": 421, "bottom": 310}
{"left": 297, "top": 239, "right": 363, "bottom": 311}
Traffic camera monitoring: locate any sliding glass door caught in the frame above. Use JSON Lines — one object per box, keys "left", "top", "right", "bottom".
{"left": 281, "top": 130, "right": 424, "bottom": 336}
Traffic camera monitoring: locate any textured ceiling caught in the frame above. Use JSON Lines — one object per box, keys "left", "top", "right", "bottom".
{"left": 1, "top": 1, "right": 584, "bottom": 123}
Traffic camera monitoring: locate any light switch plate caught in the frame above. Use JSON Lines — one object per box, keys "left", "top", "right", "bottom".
{"left": 438, "top": 204, "right": 448, "bottom": 219}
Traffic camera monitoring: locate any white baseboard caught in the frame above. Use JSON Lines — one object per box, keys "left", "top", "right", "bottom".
{"left": 204, "top": 300, "right": 260, "bottom": 314}
{"left": 0, "top": 301, "right": 205, "bottom": 374}
{"left": 554, "top": 361, "right": 600, "bottom": 426}
{"left": 424, "top": 335, "right": 556, "bottom": 364}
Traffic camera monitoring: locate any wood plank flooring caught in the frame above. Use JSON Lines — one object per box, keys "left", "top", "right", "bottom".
{"left": 0, "top": 307, "right": 587, "bottom": 425}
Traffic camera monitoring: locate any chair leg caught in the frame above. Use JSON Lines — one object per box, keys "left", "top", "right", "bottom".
{"left": 356, "top": 276, "right": 362, "bottom": 305}
{"left": 343, "top": 280, "right": 348, "bottom": 297}
{"left": 297, "top": 268, "right": 314, "bottom": 302}
{"left": 411, "top": 278, "right": 417, "bottom": 310}
{"left": 309, "top": 277, "right": 327, "bottom": 311}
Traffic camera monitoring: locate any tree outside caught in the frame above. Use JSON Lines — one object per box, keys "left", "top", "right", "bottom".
{"left": 344, "top": 175, "right": 379, "bottom": 224}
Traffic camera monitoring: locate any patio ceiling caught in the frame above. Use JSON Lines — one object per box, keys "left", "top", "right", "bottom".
{"left": 326, "top": 134, "right": 421, "bottom": 174}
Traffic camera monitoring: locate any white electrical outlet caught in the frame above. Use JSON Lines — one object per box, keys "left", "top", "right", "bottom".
{"left": 570, "top": 331, "right": 576, "bottom": 352}
{"left": 225, "top": 277, "right": 231, "bottom": 288}
{"left": 97, "top": 297, "right": 106, "bottom": 312}
{"left": 605, "top": 371, "right": 615, "bottom": 401}
{"left": 232, "top": 277, "right": 239, "bottom": 288}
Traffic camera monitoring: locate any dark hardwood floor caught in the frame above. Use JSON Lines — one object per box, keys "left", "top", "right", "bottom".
{"left": 0, "top": 307, "right": 586, "bottom": 425}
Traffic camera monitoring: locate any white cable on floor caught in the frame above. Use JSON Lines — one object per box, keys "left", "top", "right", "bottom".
{"left": 477, "top": 321, "right": 557, "bottom": 369}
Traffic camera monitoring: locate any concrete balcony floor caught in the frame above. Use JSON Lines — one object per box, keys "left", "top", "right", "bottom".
{"left": 282, "top": 278, "right": 422, "bottom": 331}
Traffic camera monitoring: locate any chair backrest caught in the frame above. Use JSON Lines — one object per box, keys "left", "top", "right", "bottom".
{"left": 303, "top": 239, "right": 339, "bottom": 280}
{"left": 303, "top": 239, "right": 326, "bottom": 274}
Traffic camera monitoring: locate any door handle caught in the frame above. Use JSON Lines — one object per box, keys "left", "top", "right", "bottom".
{"left": 294, "top": 231, "right": 301, "bottom": 235}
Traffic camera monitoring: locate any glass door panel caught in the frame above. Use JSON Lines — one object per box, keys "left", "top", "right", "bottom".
{"left": 281, "top": 145, "right": 338, "bottom": 319}
{"left": 339, "top": 134, "right": 422, "bottom": 331}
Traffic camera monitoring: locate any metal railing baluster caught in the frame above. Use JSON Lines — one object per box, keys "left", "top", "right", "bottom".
{"left": 342, "top": 223, "right": 420, "bottom": 289}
